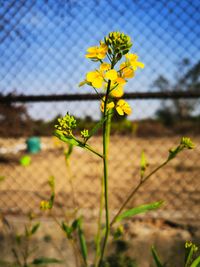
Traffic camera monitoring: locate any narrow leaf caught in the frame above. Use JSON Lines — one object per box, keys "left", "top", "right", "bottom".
{"left": 54, "top": 130, "right": 80, "bottom": 146}
{"left": 71, "top": 218, "right": 79, "bottom": 231}
{"left": 151, "top": 246, "right": 164, "bottom": 267}
{"left": 116, "top": 201, "right": 164, "bottom": 222}
{"left": 140, "top": 151, "right": 148, "bottom": 179}
{"left": 61, "top": 222, "right": 72, "bottom": 239}
{"left": 32, "top": 257, "right": 62, "bottom": 265}
{"left": 185, "top": 241, "right": 199, "bottom": 266}
{"left": 86, "top": 116, "right": 107, "bottom": 141}
{"left": 31, "top": 223, "right": 40, "bottom": 235}
{"left": 64, "top": 144, "right": 73, "bottom": 161}
{"left": 77, "top": 219, "right": 88, "bottom": 264}
{"left": 191, "top": 256, "right": 200, "bottom": 267}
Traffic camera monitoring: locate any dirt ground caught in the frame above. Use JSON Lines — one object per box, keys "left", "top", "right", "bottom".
{"left": 0, "top": 135, "right": 200, "bottom": 266}
{"left": 0, "top": 135, "right": 200, "bottom": 222}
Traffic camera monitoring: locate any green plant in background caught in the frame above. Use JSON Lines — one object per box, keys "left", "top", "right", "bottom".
{"left": 39, "top": 31, "right": 195, "bottom": 266}
{"left": 0, "top": 213, "right": 62, "bottom": 267}
{"left": 151, "top": 241, "right": 200, "bottom": 267}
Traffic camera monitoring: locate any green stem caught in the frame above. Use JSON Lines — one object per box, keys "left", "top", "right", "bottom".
{"left": 94, "top": 176, "right": 105, "bottom": 267}
{"left": 84, "top": 144, "right": 104, "bottom": 158}
{"left": 98, "top": 79, "right": 112, "bottom": 267}
{"left": 110, "top": 160, "right": 169, "bottom": 226}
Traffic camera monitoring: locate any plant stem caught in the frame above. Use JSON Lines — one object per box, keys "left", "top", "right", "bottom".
{"left": 110, "top": 160, "right": 169, "bottom": 226}
{"left": 84, "top": 143, "right": 104, "bottom": 158}
{"left": 98, "top": 79, "right": 112, "bottom": 267}
{"left": 94, "top": 175, "right": 105, "bottom": 267}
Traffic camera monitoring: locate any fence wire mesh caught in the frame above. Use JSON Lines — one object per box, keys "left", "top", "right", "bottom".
{"left": 0, "top": 0, "right": 200, "bottom": 223}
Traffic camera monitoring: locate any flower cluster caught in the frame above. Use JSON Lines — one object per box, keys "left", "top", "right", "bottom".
{"left": 40, "top": 200, "right": 51, "bottom": 210}
{"left": 168, "top": 137, "right": 195, "bottom": 160}
{"left": 55, "top": 113, "right": 77, "bottom": 136}
{"left": 185, "top": 241, "right": 198, "bottom": 251}
{"left": 105, "top": 31, "right": 132, "bottom": 60}
{"left": 180, "top": 137, "right": 195, "bottom": 149}
{"left": 80, "top": 31, "right": 144, "bottom": 116}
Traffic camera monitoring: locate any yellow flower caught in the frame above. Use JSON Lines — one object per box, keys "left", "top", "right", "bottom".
{"left": 116, "top": 99, "right": 132, "bottom": 115}
{"left": 120, "top": 62, "right": 134, "bottom": 79}
{"left": 100, "top": 97, "right": 115, "bottom": 113}
{"left": 86, "top": 70, "right": 104, "bottom": 88}
{"left": 40, "top": 200, "right": 50, "bottom": 210}
{"left": 110, "top": 85, "right": 124, "bottom": 98}
{"left": 86, "top": 43, "right": 108, "bottom": 60}
{"left": 115, "top": 77, "right": 126, "bottom": 84}
{"left": 125, "top": 53, "right": 145, "bottom": 70}
{"left": 100, "top": 62, "right": 111, "bottom": 71}
{"left": 105, "top": 69, "right": 118, "bottom": 80}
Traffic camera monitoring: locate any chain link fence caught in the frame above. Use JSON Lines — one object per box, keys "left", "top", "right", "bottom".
{"left": 0, "top": 0, "right": 200, "bottom": 224}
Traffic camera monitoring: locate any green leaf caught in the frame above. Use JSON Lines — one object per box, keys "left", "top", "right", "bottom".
{"left": 115, "top": 201, "right": 164, "bottom": 222}
{"left": 64, "top": 144, "right": 73, "bottom": 161}
{"left": 151, "top": 246, "right": 164, "bottom": 267}
{"left": 140, "top": 151, "right": 148, "bottom": 179}
{"left": 191, "top": 256, "right": 200, "bottom": 267}
{"left": 185, "top": 241, "right": 199, "bottom": 266}
{"left": 77, "top": 218, "right": 88, "bottom": 264}
{"left": 113, "top": 225, "right": 124, "bottom": 240}
{"left": 86, "top": 116, "right": 107, "bottom": 141}
{"left": 71, "top": 218, "right": 79, "bottom": 231}
{"left": 54, "top": 130, "right": 80, "bottom": 146}
{"left": 32, "top": 257, "right": 62, "bottom": 265}
{"left": 31, "top": 223, "right": 40, "bottom": 235}
{"left": 61, "top": 222, "right": 73, "bottom": 239}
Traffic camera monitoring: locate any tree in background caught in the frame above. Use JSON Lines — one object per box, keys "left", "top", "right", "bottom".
{"left": 154, "top": 59, "right": 200, "bottom": 125}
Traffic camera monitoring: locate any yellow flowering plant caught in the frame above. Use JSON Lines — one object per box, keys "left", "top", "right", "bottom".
{"left": 42, "top": 32, "right": 195, "bottom": 267}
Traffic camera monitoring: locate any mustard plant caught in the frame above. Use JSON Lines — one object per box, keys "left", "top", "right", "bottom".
{"left": 40, "top": 32, "right": 195, "bottom": 267}
{"left": 152, "top": 241, "right": 200, "bottom": 267}
{"left": 0, "top": 213, "right": 62, "bottom": 267}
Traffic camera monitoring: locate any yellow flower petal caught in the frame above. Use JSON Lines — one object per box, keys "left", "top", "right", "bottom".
{"left": 126, "top": 53, "right": 138, "bottom": 61}
{"left": 116, "top": 99, "right": 132, "bottom": 116}
{"left": 86, "top": 71, "right": 104, "bottom": 88}
{"left": 126, "top": 53, "right": 144, "bottom": 70}
{"left": 86, "top": 71, "right": 98, "bottom": 82}
{"left": 120, "top": 62, "right": 128, "bottom": 70}
{"left": 107, "top": 102, "right": 115, "bottom": 109}
{"left": 116, "top": 106, "right": 124, "bottom": 115}
{"left": 100, "top": 99, "right": 114, "bottom": 112}
{"left": 100, "top": 63, "right": 111, "bottom": 71}
{"left": 111, "top": 86, "right": 124, "bottom": 98}
{"left": 85, "top": 53, "right": 96, "bottom": 58}
{"left": 92, "top": 77, "right": 104, "bottom": 88}
{"left": 87, "top": 46, "right": 98, "bottom": 53}
{"left": 122, "top": 68, "right": 134, "bottom": 78}
{"left": 136, "top": 61, "right": 145, "bottom": 69}
{"left": 105, "top": 69, "right": 118, "bottom": 80}
{"left": 115, "top": 77, "right": 126, "bottom": 84}
{"left": 86, "top": 44, "right": 107, "bottom": 60}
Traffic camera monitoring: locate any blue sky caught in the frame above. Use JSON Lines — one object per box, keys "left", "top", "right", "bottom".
{"left": 0, "top": 0, "right": 199, "bottom": 120}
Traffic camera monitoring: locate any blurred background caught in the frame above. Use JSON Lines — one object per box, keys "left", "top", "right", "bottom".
{"left": 0, "top": 0, "right": 200, "bottom": 265}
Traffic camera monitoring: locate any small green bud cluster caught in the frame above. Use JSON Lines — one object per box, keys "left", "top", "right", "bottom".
{"left": 180, "top": 137, "right": 195, "bottom": 149}
{"left": 185, "top": 241, "right": 198, "bottom": 251}
{"left": 104, "top": 31, "right": 132, "bottom": 60}
{"left": 81, "top": 129, "right": 89, "bottom": 140}
{"left": 168, "top": 137, "right": 195, "bottom": 160}
{"left": 55, "top": 113, "right": 77, "bottom": 136}
{"left": 48, "top": 175, "right": 55, "bottom": 190}
{"left": 40, "top": 200, "right": 51, "bottom": 210}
